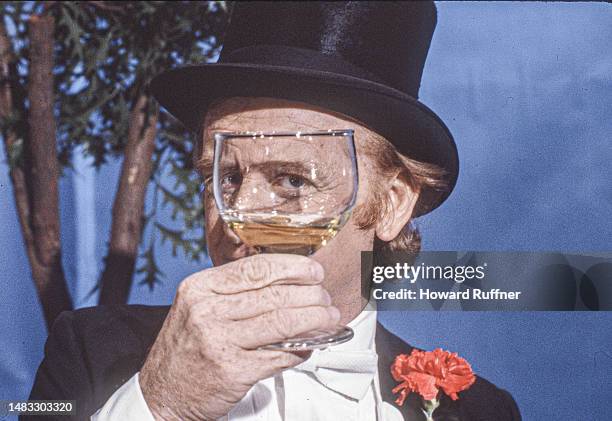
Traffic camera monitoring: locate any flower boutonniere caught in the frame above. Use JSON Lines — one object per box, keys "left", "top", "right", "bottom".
{"left": 391, "top": 348, "right": 476, "bottom": 421}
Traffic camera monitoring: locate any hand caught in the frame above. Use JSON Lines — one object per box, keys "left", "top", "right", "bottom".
{"left": 139, "top": 254, "right": 340, "bottom": 421}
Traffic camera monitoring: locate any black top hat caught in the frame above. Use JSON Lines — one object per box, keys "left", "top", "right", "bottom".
{"left": 150, "top": 1, "right": 458, "bottom": 216}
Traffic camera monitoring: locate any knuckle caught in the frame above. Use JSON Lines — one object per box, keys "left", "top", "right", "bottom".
{"left": 176, "top": 270, "right": 211, "bottom": 303}
{"left": 237, "top": 255, "right": 273, "bottom": 284}
{"left": 266, "top": 285, "right": 288, "bottom": 308}
{"left": 271, "top": 308, "right": 295, "bottom": 338}
{"left": 185, "top": 304, "right": 219, "bottom": 334}
{"left": 185, "top": 311, "right": 205, "bottom": 337}
{"left": 208, "top": 297, "right": 227, "bottom": 319}
{"left": 185, "top": 304, "right": 205, "bottom": 326}
{"left": 199, "top": 297, "right": 220, "bottom": 318}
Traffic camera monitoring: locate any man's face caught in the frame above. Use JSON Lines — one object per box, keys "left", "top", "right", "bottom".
{"left": 198, "top": 97, "right": 406, "bottom": 309}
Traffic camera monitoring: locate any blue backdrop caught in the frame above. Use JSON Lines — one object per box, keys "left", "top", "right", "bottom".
{"left": 1, "top": 2, "right": 611, "bottom": 420}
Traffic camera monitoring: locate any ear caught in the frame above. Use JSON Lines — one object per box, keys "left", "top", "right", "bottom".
{"left": 375, "top": 175, "right": 419, "bottom": 242}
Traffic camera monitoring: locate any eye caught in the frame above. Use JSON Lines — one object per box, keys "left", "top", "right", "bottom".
{"left": 278, "top": 174, "right": 307, "bottom": 189}
{"left": 221, "top": 171, "right": 242, "bottom": 190}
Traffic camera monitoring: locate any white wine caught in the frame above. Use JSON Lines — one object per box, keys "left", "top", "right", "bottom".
{"left": 222, "top": 211, "right": 351, "bottom": 255}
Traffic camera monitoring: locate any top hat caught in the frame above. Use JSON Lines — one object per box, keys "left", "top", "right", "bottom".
{"left": 150, "top": 1, "right": 458, "bottom": 216}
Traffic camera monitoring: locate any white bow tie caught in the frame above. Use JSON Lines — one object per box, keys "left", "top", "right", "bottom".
{"left": 292, "top": 348, "right": 379, "bottom": 401}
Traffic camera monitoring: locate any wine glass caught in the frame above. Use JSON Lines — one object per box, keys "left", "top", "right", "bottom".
{"left": 212, "top": 129, "right": 358, "bottom": 350}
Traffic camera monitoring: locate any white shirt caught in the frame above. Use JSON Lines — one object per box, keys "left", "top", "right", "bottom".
{"left": 92, "top": 303, "right": 403, "bottom": 420}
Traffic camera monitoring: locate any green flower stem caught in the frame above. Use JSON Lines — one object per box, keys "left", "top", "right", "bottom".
{"left": 422, "top": 398, "right": 440, "bottom": 421}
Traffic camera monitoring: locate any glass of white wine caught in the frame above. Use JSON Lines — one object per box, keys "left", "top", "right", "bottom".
{"left": 212, "top": 129, "right": 358, "bottom": 350}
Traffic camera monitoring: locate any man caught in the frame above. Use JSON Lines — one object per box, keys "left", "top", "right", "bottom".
{"left": 27, "top": 2, "right": 521, "bottom": 420}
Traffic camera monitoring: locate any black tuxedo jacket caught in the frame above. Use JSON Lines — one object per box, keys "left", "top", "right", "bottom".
{"left": 25, "top": 305, "right": 521, "bottom": 421}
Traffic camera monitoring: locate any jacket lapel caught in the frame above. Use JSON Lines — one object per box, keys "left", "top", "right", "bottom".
{"left": 375, "top": 323, "right": 427, "bottom": 421}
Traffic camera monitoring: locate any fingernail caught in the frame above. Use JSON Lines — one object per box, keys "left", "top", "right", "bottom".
{"left": 327, "top": 306, "right": 341, "bottom": 323}
{"left": 312, "top": 262, "right": 325, "bottom": 281}
{"left": 322, "top": 289, "right": 332, "bottom": 305}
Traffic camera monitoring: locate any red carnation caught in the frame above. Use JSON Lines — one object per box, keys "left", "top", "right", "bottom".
{"left": 391, "top": 348, "right": 476, "bottom": 406}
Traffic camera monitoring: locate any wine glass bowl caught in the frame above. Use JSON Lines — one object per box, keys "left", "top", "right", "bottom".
{"left": 212, "top": 129, "right": 358, "bottom": 350}
{"left": 213, "top": 130, "right": 358, "bottom": 255}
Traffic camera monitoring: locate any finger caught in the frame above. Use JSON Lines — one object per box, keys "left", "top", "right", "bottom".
{"left": 236, "top": 349, "right": 310, "bottom": 385}
{"left": 206, "top": 254, "right": 325, "bottom": 294}
{"left": 233, "top": 305, "right": 341, "bottom": 349}
{"left": 256, "top": 349, "right": 312, "bottom": 376}
{"left": 202, "top": 284, "right": 332, "bottom": 320}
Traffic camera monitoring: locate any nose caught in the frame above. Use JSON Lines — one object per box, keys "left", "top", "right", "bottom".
{"left": 219, "top": 217, "right": 260, "bottom": 260}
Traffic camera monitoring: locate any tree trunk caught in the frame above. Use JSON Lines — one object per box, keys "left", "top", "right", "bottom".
{"left": 27, "top": 15, "right": 72, "bottom": 326}
{"left": 98, "top": 94, "right": 158, "bottom": 305}
{"left": 0, "top": 17, "right": 72, "bottom": 329}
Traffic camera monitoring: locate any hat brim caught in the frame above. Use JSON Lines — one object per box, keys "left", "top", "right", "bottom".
{"left": 150, "top": 63, "right": 458, "bottom": 216}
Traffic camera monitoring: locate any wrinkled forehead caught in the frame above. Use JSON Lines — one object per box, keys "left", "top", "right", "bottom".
{"left": 199, "top": 97, "right": 363, "bottom": 156}
{"left": 193, "top": 98, "right": 388, "bottom": 186}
